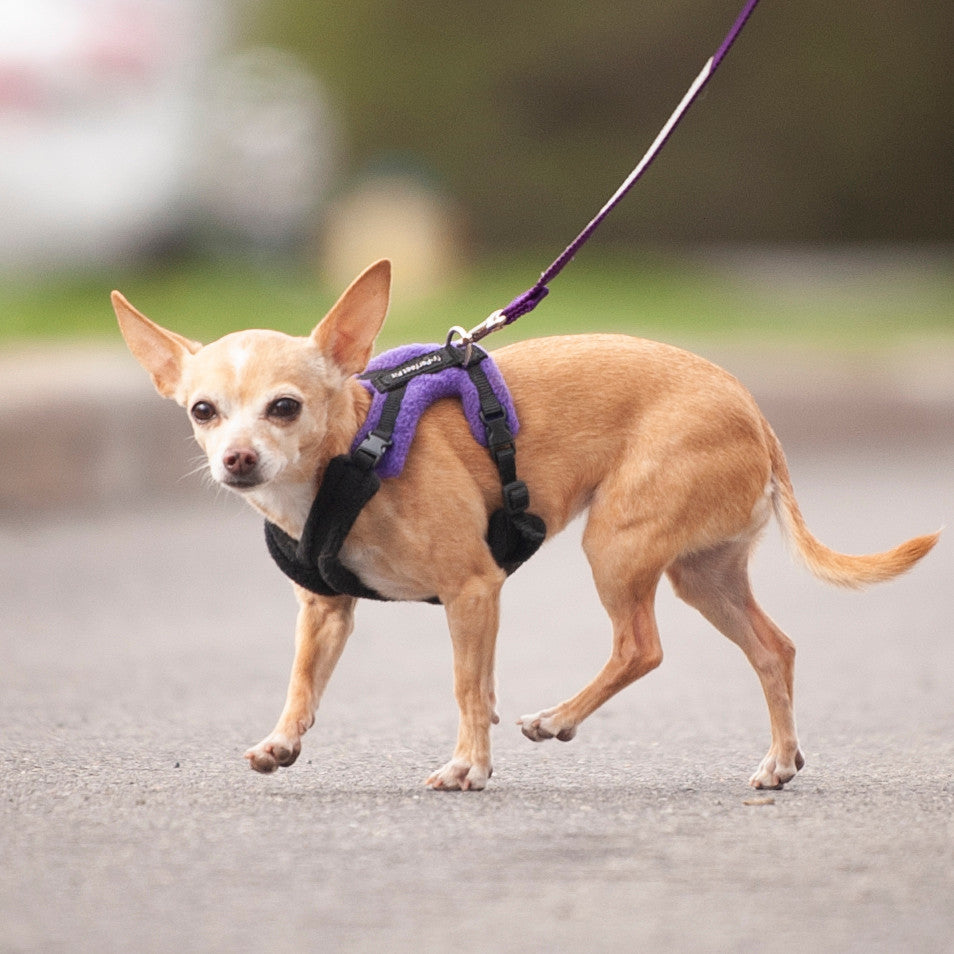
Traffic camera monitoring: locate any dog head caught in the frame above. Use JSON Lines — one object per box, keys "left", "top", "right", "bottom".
{"left": 112, "top": 260, "right": 391, "bottom": 525}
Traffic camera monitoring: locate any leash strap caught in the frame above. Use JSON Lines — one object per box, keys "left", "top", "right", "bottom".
{"left": 465, "top": 0, "right": 762, "bottom": 343}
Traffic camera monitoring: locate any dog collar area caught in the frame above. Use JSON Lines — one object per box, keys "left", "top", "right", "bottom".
{"left": 264, "top": 341, "right": 546, "bottom": 603}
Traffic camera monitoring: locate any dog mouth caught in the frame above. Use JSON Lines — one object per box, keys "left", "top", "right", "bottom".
{"left": 221, "top": 474, "right": 264, "bottom": 491}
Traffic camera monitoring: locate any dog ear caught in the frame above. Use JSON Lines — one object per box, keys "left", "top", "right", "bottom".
{"left": 312, "top": 259, "right": 391, "bottom": 376}
{"left": 111, "top": 291, "right": 202, "bottom": 399}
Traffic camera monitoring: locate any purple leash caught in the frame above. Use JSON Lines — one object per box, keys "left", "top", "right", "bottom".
{"left": 450, "top": 0, "right": 762, "bottom": 354}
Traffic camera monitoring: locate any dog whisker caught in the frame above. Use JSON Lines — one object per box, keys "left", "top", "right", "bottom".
{"left": 179, "top": 457, "right": 211, "bottom": 481}
{"left": 178, "top": 456, "right": 222, "bottom": 496}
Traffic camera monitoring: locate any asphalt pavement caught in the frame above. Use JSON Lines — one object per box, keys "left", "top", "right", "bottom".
{"left": 1, "top": 342, "right": 952, "bottom": 953}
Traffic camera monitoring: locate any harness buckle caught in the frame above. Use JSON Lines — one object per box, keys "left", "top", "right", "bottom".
{"left": 353, "top": 431, "right": 392, "bottom": 470}
{"left": 480, "top": 408, "right": 514, "bottom": 452}
{"left": 501, "top": 479, "right": 531, "bottom": 515}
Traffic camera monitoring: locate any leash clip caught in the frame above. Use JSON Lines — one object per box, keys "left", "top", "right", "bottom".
{"left": 467, "top": 309, "right": 509, "bottom": 344}
{"left": 446, "top": 308, "right": 511, "bottom": 366}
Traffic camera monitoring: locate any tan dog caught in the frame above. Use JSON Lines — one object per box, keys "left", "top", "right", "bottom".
{"left": 112, "top": 259, "right": 939, "bottom": 791}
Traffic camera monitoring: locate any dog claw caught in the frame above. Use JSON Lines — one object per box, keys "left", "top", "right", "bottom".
{"left": 425, "top": 758, "right": 491, "bottom": 792}
{"left": 517, "top": 711, "right": 577, "bottom": 743}
{"left": 245, "top": 733, "right": 301, "bottom": 774}
{"left": 749, "top": 747, "right": 805, "bottom": 789}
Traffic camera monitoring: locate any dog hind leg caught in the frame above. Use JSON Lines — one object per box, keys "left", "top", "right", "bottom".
{"left": 666, "top": 542, "right": 804, "bottom": 789}
{"left": 518, "top": 512, "right": 666, "bottom": 743}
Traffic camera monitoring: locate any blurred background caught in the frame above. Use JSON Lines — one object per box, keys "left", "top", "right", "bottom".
{"left": 1, "top": 0, "right": 952, "bottom": 325}
{"left": 3, "top": 7, "right": 952, "bottom": 947}
{"left": 0, "top": 0, "right": 951, "bottom": 511}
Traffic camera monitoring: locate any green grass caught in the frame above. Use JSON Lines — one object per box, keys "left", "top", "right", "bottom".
{"left": 1, "top": 249, "right": 952, "bottom": 351}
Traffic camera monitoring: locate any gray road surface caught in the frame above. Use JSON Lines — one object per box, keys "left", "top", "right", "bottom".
{"left": 2, "top": 387, "right": 953, "bottom": 952}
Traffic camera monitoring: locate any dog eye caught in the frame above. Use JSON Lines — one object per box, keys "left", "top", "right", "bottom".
{"left": 267, "top": 397, "right": 302, "bottom": 421}
{"left": 190, "top": 401, "right": 217, "bottom": 424}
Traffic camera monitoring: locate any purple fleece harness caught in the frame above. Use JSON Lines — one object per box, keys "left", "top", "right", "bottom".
{"left": 352, "top": 343, "right": 520, "bottom": 479}
{"left": 263, "top": 340, "right": 545, "bottom": 601}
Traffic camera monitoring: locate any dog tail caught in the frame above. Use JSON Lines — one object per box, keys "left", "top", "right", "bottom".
{"left": 765, "top": 422, "right": 940, "bottom": 588}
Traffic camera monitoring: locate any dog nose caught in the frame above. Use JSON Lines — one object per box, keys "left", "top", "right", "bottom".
{"left": 223, "top": 448, "right": 259, "bottom": 477}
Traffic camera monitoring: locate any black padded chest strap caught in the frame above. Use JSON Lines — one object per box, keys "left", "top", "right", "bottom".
{"left": 264, "top": 454, "right": 390, "bottom": 601}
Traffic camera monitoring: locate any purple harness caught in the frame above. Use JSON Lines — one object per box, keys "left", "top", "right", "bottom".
{"left": 353, "top": 343, "right": 519, "bottom": 479}
{"left": 264, "top": 341, "right": 545, "bottom": 602}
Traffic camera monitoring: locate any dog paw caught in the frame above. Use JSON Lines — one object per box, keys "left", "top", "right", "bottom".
{"left": 517, "top": 709, "right": 577, "bottom": 743}
{"left": 244, "top": 732, "right": 301, "bottom": 774}
{"left": 749, "top": 747, "right": 805, "bottom": 790}
{"left": 425, "top": 758, "right": 492, "bottom": 791}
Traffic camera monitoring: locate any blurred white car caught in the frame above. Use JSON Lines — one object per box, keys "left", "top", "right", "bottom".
{"left": 0, "top": 0, "right": 226, "bottom": 270}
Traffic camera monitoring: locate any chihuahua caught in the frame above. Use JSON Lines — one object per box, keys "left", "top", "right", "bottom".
{"left": 112, "top": 259, "right": 938, "bottom": 791}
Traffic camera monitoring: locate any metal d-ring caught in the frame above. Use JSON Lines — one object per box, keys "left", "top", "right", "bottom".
{"left": 445, "top": 325, "right": 474, "bottom": 366}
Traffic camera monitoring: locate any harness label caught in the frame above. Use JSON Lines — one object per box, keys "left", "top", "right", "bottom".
{"left": 363, "top": 344, "right": 480, "bottom": 392}
{"left": 381, "top": 351, "right": 444, "bottom": 384}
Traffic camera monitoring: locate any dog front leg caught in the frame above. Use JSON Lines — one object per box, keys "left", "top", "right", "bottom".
{"left": 245, "top": 587, "right": 356, "bottom": 774}
{"left": 426, "top": 574, "right": 504, "bottom": 792}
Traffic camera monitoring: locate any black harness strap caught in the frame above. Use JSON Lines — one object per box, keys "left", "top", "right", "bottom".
{"left": 264, "top": 454, "right": 387, "bottom": 601}
{"left": 264, "top": 344, "right": 545, "bottom": 602}
{"left": 351, "top": 385, "right": 404, "bottom": 470}
{"left": 465, "top": 360, "right": 546, "bottom": 573}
